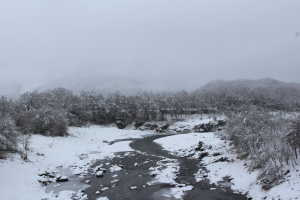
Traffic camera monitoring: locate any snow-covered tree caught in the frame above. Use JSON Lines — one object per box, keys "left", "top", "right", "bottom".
{"left": 224, "top": 107, "right": 295, "bottom": 189}
{"left": 286, "top": 115, "right": 300, "bottom": 158}
{"left": 0, "top": 112, "right": 19, "bottom": 158}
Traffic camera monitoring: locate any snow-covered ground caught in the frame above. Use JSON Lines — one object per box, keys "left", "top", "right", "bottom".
{"left": 166, "top": 114, "right": 223, "bottom": 133}
{"left": 0, "top": 114, "right": 217, "bottom": 200}
{"left": 0, "top": 125, "right": 145, "bottom": 200}
{"left": 155, "top": 130, "right": 300, "bottom": 199}
{"left": 1, "top": 114, "right": 299, "bottom": 200}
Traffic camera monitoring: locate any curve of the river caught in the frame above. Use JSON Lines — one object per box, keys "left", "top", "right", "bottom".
{"left": 83, "top": 134, "right": 248, "bottom": 200}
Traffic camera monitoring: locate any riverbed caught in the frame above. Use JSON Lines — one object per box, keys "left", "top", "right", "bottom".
{"left": 47, "top": 133, "right": 248, "bottom": 200}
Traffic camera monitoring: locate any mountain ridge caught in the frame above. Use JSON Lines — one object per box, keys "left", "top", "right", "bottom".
{"left": 195, "top": 78, "right": 300, "bottom": 93}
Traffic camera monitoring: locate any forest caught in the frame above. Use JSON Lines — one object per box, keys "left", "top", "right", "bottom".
{"left": 1, "top": 78, "right": 300, "bottom": 189}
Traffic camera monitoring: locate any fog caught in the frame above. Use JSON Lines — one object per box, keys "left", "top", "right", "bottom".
{"left": 1, "top": 0, "right": 299, "bottom": 98}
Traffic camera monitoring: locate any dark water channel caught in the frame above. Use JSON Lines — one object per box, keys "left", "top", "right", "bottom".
{"left": 81, "top": 134, "right": 248, "bottom": 200}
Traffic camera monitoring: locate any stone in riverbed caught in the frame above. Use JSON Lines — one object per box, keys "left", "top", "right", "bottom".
{"left": 111, "top": 179, "right": 119, "bottom": 183}
{"left": 56, "top": 175, "right": 69, "bottom": 182}
{"left": 74, "top": 190, "right": 87, "bottom": 200}
{"left": 100, "top": 168, "right": 107, "bottom": 172}
{"left": 96, "top": 171, "right": 104, "bottom": 177}
{"left": 109, "top": 165, "right": 122, "bottom": 172}
{"left": 94, "top": 164, "right": 106, "bottom": 172}
{"left": 38, "top": 171, "right": 56, "bottom": 178}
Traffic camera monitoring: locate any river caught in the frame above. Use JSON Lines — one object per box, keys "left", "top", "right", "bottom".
{"left": 81, "top": 134, "right": 248, "bottom": 200}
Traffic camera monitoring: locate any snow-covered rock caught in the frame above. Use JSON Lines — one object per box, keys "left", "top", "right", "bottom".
{"left": 101, "top": 187, "right": 109, "bottom": 191}
{"left": 96, "top": 171, "right": 104, "bottom": 177}
{"left": 109, "top": 165, "right": 122, "bottom": 172}
{"left": 74, "top": 190, "right": 88, "bottom": 200}
{"left": 111, "top": 179, "right": 119, "bottom": 183}
{"left": 96, "top": 197, "right": 109, "bottom": 200}
{"left": 56, "top": 174, "right": 69, "bottom": 182}
{"left": 95, "top": 191, "right": 101, "bottom": 195}
{"left": 148, "top": 158, "right": 179, "bottom": 185}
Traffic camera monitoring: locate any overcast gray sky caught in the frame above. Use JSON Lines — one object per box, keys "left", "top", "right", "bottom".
{"left": 1, "top": 0, "right": 300, "bottom": 97}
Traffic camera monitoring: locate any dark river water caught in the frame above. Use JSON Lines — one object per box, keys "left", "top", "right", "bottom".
{"left": 84, "top": 134, "right": 248, "bottom": 200}
{"left": 46, "top": 133, "right": 249, "bottom": 200}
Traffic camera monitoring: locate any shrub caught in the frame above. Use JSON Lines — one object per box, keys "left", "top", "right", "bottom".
{"left": 19, "top": 109, "right": 68, "bottom": 136}
{"left": 68, "top": 109, "right": 92, "bottom": 127}
{"left": 224, "top": 106, "right": 295, "bottom": 189}
{"left": 31, "top": 109, "right": 68, "bottom": 136}
{"left": 0, "top": 112, "right": 19, "bottom": 158}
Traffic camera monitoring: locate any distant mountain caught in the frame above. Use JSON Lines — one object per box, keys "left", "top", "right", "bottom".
{"left": 192, "top": 78, "right": 300, "bottom": 111}
{"left": 194, "top": 78, "right": 300, "bottom": 93}
{"left": 35, "top": 70, "right": 149, "bottom": 96}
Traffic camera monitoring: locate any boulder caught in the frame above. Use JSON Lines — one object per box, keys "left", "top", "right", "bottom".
{"left": 156, "top": 124, "right": 169, "bottom": 133}
{"left": 116, "top": 122, "right": 126, "bottom": 129}
{"left": 100, "top": 168, "right": 107, "bottom": 172}
{"left": 144, "top": 123, "right": 158, "bottom": 130}
{"left": 199, "top": 152, "right": 209, "bottom": 159}
{"left": 213, "top": 157, "right": 229, "bottom": 163}
{"left": 38, "top": 179, "right": 52, "bottom": 186}
{"left": 217, "top": 119, "right": 226, "bottom": 126}
{"left": 213, "top": 152, "right": 222, "bottom": 156}
{"left": 56, "top": 175, "right": 69, "bottom": 182}
{"left": 96, "top": 171, "right": 104, "bottom": 177}
{"left": 38, "top": 171, "right": 56, "bottom": 178}
{"left": 193, "top": 122, "right": 219, "bottom": 132}
{"left": 195, "top": 141, "right": 204, "bottom": 151}
{"left": 134, "top": 121, "right": 145, "bottom": 128}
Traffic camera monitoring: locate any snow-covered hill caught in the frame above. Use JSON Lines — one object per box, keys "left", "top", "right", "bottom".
{"left": 195, "top": 78, "right": 300, "bottom": 93}
{"left": 20, "top": 70, "right": 152, "bottom": 96}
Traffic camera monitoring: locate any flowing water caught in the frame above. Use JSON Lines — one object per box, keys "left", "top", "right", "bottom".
{"left": 46, "top": 134, "right": 248, "bottom": 200}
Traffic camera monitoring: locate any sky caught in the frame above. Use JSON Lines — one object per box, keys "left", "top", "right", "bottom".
{"left": 1, "top": 0, "right": 300, "bottom": 98}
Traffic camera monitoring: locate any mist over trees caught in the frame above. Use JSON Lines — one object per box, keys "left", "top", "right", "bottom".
{"left": 192, "top": 78, "right": 300, "bottom": 112}
{"left": 1, "top": 78, "right": 299, "bottom": 135}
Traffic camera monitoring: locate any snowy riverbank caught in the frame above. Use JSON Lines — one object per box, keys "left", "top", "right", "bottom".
{"left": 1, "top": 114, "right": 299, "bottom": 200}
{"left": 0, "top": 126, "right": 145, "bottom": 200}
{"left": 155, "top": 132, "right": 300, "bottom": 200}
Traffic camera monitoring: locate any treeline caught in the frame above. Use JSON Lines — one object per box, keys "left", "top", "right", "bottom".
{"left": 1, "top": 78, "right": 300, "bottom": 158}
{"left": 1, "top": 88, "right": 196, "bottom": 130}
{"left": 192, "top": 78, "right": 300, "bottom": 112}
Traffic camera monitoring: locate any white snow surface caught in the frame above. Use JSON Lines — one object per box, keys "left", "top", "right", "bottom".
{"left": 0, "top": 125, "right": 144, "bottom": 200}
{"left": 109, "top": 165, "right": 122, "bottom": 172}
{"left": 148, "top": 158, "right": 180, "bottom": 185}
{"left": 155, "top": 131, "right": 300, "bottom": 200}
{"left": 96, "top": 197, "right": 109, "bottom": 200}
{"left": 170, "top": 185, "right": 193, "bottom": 199}
{"left": 147, "top": 158, "right": 194, "bottom": 200}
{"left": 1, "top": 114, "right": 300, "bottom": 200}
